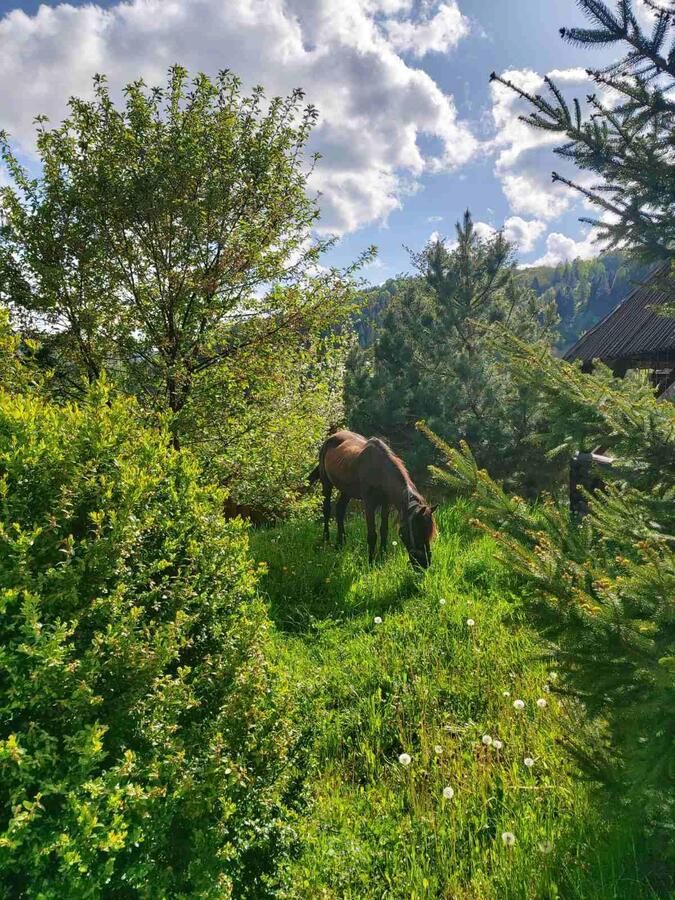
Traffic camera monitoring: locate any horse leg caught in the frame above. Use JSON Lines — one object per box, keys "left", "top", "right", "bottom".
{"left": 336, "top": 493, "right": 349, "bottom": 548}
{"left": 364, "top": 502, "right": 377, "bottom": 565}
{"left": 379, "top": 502, "right": 389, "bottom": 556}
{"left": 322, "top": 482, "right": 333, "bottom": 542}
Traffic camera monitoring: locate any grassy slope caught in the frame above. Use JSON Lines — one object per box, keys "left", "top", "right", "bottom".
{"left": 251, "top": 503, "right": 653, "bottom": 899}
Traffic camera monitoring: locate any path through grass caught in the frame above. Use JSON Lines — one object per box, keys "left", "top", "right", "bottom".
{"left": 251, "top": 503, "right": 655, "bottom": 899}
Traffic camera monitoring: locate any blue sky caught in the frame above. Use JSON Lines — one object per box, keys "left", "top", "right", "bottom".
{"left": 0, "top": 0, "right": 640, "bottom": 282}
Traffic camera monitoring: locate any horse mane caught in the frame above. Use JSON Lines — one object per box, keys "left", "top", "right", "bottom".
{"left": 369, "top": 437, "right": 414, "bottom": 485}
{"left": 369, "top": 437, "right": 436, "bottom": 538}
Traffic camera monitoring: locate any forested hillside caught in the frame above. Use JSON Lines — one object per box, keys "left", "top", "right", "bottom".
{"left": 356, "top": 252, "right": 649, "bottom": 352}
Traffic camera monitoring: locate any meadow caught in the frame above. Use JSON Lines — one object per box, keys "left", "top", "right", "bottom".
{"left": 251, "top": 502, "right": 656, "bottom": 899}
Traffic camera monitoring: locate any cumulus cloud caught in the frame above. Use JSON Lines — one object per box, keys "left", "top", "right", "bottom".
{"left": 488, "top": 66, "right": 594, "bottom": 222}
{"left": 385, "top": 1, "right": 469, "bottom": 57}
{"left": 527, "top": 229, "right": 599, "bottom": 267}
{"left": 0, "top": 0, "right": 477, "bottom": 236}
{"left": 502, "top": 216, "right": 546, "bottom": 252}
{"left": 429, "top": 215, "right": 545, "bottom": 254}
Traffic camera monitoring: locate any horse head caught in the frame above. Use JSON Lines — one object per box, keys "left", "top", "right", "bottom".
{"left": 400, "top": 498, "right": 438, "bottom": 569}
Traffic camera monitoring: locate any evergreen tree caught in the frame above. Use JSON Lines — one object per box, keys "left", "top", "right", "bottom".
{"left": 420, "top": 332, "right": 675, "bottom": 879}
{"left": 346, "top": 212, "right": 558, "bottom": 491}
{"left": 491, "top": 0, "right": 675, "bottom": 261}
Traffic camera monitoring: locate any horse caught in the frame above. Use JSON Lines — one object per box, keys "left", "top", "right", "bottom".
{"left": 310, "top": 430, "right": 438, "bottom": 568}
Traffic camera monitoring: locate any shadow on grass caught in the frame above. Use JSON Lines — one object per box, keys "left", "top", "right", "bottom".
{"left": 250, "top": 513, "right": 422, "bottom": 633}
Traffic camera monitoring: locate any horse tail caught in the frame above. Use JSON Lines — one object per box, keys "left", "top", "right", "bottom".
{"left": 308, "top": 464, "right": 321, "bottom": 486}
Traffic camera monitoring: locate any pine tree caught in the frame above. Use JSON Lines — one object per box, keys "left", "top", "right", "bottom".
{"left": 491, "top": 0, "right": 675, "bottom": 261}
{"left": 346, "top": 212, "right": 558, "bottom": 490}
{"left": 420, "top": 331, "right": 675, "bottom": 879}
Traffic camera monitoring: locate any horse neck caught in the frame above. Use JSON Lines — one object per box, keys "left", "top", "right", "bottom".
{"left": 382, "top": 460, "right": 420, "bottom": 514}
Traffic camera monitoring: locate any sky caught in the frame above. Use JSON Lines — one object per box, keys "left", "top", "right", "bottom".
{"left": 0, "top": 0, "right": 655, "bottom": 283}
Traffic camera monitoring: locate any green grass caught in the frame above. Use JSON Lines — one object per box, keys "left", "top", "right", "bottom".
{"left": 250, "top": 503, "right": 658, "bottom": 899}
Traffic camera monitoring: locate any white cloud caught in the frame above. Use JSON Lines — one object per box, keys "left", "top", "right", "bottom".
{"left": 488, "top": 66, "right": 595, "bottom": 222}
{"left": 502, "top": 216, "right": 546, "bottom": 252}
{"left": 428, "top": 214, "right": 545, "bottom": 254}
{"left": 528, "top": 229, "right": 599, "bottom": 267}
{"left": 0, "top": 0, "right": 477, "bottom": 236}
{"left": 473, "top": 220, "right": 497, "bottom": 242}
{"left": 385, "top": 1, "right": 469, "bottom": 57}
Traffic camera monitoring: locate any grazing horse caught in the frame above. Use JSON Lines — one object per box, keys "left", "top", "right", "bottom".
{"left": 311, "top": 430, "right": 438, "bottom": 568}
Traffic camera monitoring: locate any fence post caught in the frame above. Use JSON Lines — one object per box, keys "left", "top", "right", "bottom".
{"left": 570, "top": 451, "right": 614, "bottom": 517}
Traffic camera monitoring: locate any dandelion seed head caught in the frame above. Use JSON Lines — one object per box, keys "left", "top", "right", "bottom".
{"left": 543, "top": 684, "right": 551, "bottom": 693}
{"left": 481, "top": 734, "right": 492, "bottom": 746}
{"left": 466, "top": 618, "right": 475, "bottom": 627}
{"left": 374, "top": 616, "right": 383, "bottom": 625}
{"left": 549, "top": 671, "right": 558, "bottom": 681}
{"left": 392, "top": 541, "right": 398, "bottom": 546}
{"left": 434, "top": 744, "right": 443, "bottom": 755}
{"left": 536, "top": 698, "right": 547, "bottom": 708}
{"left": 502, "top": 690, "right": 510, "bottom": 697}
{"left": 439, "top": 598, "right": 447, "bottom": 606}
{"left": 501, "top": 831, "right": 516, "bottom": 847}
{"left": 442, "top": 785, "right": 455, "bottom": 800}
{"left": 524, "top": 756, "right": 535, "bottom": 768}
{"left": 492, "top": 739, "right": 503, "bottom": 750}
{"left": 513, "top": 699, "right": 525, "bottom": 710}
{"left": 398, "top": 752, "right": 411, "bottom": 766}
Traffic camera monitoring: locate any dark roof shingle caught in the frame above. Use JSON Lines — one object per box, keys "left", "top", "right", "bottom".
{"left": 564, "top": 264, "right": 675, "bottom": 366}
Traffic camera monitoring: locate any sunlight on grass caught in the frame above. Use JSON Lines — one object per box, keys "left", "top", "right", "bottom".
{"left": 250, "top": 502, "right": 656, "bottom": 899}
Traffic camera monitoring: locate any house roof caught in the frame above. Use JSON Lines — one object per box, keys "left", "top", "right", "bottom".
{"left": 564, "top": 263, "right": 675, "bottom": 367}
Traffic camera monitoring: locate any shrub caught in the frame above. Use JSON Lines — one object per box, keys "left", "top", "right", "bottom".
{"left": 0, "top": 385, "right": 294, "bottom": 897}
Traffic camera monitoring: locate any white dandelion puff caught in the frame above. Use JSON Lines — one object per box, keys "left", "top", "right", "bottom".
{"left": 481, "top": 734, "right": 493, "bottom": 746}
{"left": 392, "top": 541, "right": 398, "bottom": 547}
{"left": 398, "top": 752, "right": 412, "bottom": 766}
{"left": 536, "top": 698, "right": 547, "bottom": 708}
{"left": 502, "top": 690, "right": 510, "bottom": 698}
{"left": 442, "top": 785, "right": 455, "bottom": 800}
{"left": 524, "top": 756, "right": 535, "bottom": 768}
{"left": 513, "top": 699, "right": 525, "bottom": 710}
{"left": 434, "top": 744, "right": 443, "bottom": 755}
{"left": 466, "top": 618, "right": 475, "bottom": 627}
{"left": 374, "top": 616, "right": 383, "bottom": 625}
{"left": 492, "top": 739, "right": 503, "bottom": 750}
{"left": 501, "top": 831, "right": 516, "bottom": 847}
{"left": 439, "top": 598, "right": 447, "bottom": 606}
{"left": 549, "top": 671, "right": 558, "bottom": 681}
{"left": 543, "top": 684, "right": 551, "bottom": 693}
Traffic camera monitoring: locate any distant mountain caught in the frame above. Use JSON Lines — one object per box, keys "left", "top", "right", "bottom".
{"left": 355, "top": 254, "right": 650, "bottom": 351}
{"left": 520, "top": 253, "right": 650, "bottom": 351}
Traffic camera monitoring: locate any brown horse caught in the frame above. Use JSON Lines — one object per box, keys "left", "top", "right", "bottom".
{"left": 311, "top": 430, "right": 438, "bottom": 568}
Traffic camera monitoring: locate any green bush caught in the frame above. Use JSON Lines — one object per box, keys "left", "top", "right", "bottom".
{"left": 0, "top": 385, "right": 294, "bottom": 897}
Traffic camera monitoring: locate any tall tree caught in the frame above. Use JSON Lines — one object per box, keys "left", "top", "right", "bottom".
{"left": 0, "top": 67, "right": 369, "bottom": 447}
{"left": 491, "top": 0, "right": 675, "bottom": 262}
{"left": 346, "top": 212, "right": 558, "bottom": 491}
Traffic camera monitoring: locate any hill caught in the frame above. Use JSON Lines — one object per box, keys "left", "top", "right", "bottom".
{"left": 356, "top": 254, "right": 650, "bottom": 351}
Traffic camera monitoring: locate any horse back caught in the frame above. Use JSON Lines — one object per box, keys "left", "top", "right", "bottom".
{"left": 320, "top": 430, "right": 368, "bottom": 497}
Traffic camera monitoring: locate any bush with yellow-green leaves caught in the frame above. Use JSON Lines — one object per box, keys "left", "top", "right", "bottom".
{"left": 0, "top": 385, "right": 295, "bottom": 898}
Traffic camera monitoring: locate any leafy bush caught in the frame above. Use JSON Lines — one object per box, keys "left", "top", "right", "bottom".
{"left": 0, "top": 305, "right": 40, "bottom": 395}
{"left": 0, "top": 385, "right": 294, "bottom": 897}
{"left": 421, "top": 331, "right": 675, "bottom": 881}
